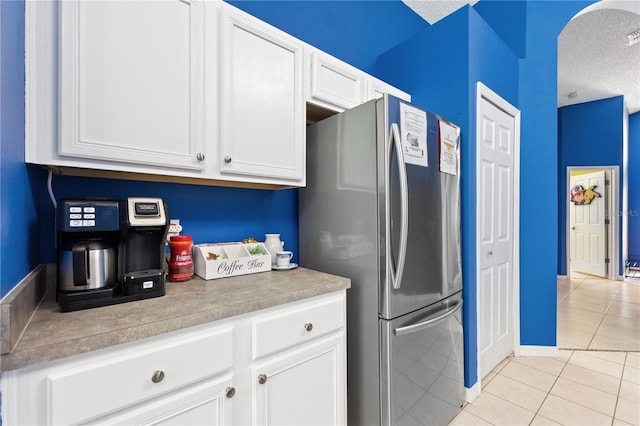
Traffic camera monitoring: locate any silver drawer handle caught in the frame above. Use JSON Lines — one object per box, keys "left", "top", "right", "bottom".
{"left": 258, "top": 374, "right": 268, "bottom": 385}
{"left": 304, "top": 323, "right": 313, "bottom": 332}
{"left": 225, "top": 387, "right": 236, "bottom": 398}
{"left": 151, "top": 370, "right": 165, "bottom": 383}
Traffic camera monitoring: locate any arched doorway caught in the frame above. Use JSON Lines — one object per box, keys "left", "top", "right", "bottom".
{"left": 557, "top": 0, "right": 640, "bottom": 351}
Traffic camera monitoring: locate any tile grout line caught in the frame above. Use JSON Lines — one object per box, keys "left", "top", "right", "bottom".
{"left": 573, "top": 277, "right": 620, "bottom": 351}
{"left": 610, "top": 351, "right": 627, "bottom": 426}
{"left": 526, "top": 349, "right": 625, "bottom": 423}
{"left": 526, "top": 349, "right": 574, "bottom": 425}
{"left": 585, "top": 297, "right": 617, "bottom": 350}
{"left": 455, "top": 276, "right": 637, "bottom": 425}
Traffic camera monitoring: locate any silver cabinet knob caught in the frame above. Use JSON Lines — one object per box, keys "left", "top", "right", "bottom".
{"left": 224, "top": 155, "right": 232, "bottom": 164}
{"left": 258, "top": 374, "right": 268, "bottom": 385}
{"left": 487, "top": 250, "right": 493, "bottom": 256}
{"left": 196, "top": 152, "right": 205, "bottom": 161}
{"left": 304, "top": 323, "right": 313, "bottom": 332}
{"left": 151, "top": 370, "right": 165, "bottom": 383}
{"left": 225, "top": 387, "right": 236, "bottom": 398}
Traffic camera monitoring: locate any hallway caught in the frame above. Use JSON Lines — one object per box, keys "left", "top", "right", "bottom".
{"left": 450, "top": 276, "right": 640, "bottom": 425}
{"left": 557, "top": 272, "right": 640, "bottom": 351}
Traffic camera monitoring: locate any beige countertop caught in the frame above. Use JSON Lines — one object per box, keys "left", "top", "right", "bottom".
{"left": 0, "top": 267, "right": 350, "bottom": 373}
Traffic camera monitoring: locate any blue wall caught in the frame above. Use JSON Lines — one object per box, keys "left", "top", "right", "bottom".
{"left": 557, "top": 96, "right": 625, "bottom": 276}
{"left": 517, "top": 0, "right": 594, "bottom": 348}
{"left": 474, "top": 0, "right": 527, "bottom": 58}
{"left": 227, "top": 0, "right": 430, "bottom": 75}
{"left": 0, "top": 0, "right": 45, "bottom": 298}
{"left": 376, "top": 7, "right": 470, "bottom": 123}
{"left": 377, "top": 4, "right": 520, "bottom": 388}
{"left": 628, "top": 112, "right": 640, "bottom": 258}
{"left": 38, "top": 176, "right": 300, "bottom": 264}
{"left": 467, "top": 6, "right": 519, "bottom": 385}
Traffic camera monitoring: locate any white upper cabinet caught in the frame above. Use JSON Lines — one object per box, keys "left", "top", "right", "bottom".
{"left": 367, "top": 78, "right": 410, "bottom": 103}
{"left": 307, "top": 49, "right": 366, "bottom": 111}
{"left": 58, "top": 0, "right": 206, "bottom": 171}
{"left": 218, "top": 6, "right": 305, "bottom": 184}
{"left": 304, "top": 47, "right": 410, "bottom": 113}
{"left": 25, "top": 1, "right": 408, "bottom": 188}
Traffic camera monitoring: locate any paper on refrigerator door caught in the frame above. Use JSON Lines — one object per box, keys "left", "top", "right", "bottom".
{"left": 399, "top": 103, "right": 428, "bottom": 167}
{"left": 439, "top": 120, "right": 459, "bottom": 175}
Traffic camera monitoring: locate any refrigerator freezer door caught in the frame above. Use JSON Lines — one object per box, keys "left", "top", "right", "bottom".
{"left": 380, "top": 293, "right": 464, "bottom": 426}
{"left": 379, "top": 95, "right": 462, "bottom": 320}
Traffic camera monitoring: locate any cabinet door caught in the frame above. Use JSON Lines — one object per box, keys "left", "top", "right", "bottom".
{"left": 89, "top": 374, "right": 236, "bottom": 426}
{"left": 59, "top": 0, "right": 205, "bottom": 171}
{"left": 252, "top": 333, "right": 346, "bottom": 426}
{"left": 307, "top": 50, "right": 366, "bottom": 111}
{"left": 219, "top": 6, "right": 305, "bottom": 184}
{"left": 367, "top": 78, "right": 411, "bottom": 103}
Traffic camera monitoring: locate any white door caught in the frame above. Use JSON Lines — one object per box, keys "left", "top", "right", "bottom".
{"left": 569, "top": 170, "right": 607, "bottom": 277}
{"left": 477, "top": 91, "right": 517, "bottom": 380}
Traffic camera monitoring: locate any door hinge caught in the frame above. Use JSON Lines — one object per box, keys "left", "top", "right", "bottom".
{"left": 605, "top": 258, "right": 610, "bottom": 263}
{"left": 605, "top": 219, "right": 610, "bottom": 225}
{"left": 605, "top": 179, "right": 610, "bottom": 185}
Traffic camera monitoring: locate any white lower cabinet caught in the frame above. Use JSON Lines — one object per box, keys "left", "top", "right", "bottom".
{"left": 0, "top": 291, "right": 346, "bottom": 426}
{"left": 92, "top": 374, "right": 235, "bottom": 426}
{"left": 251, "top": 334, "right": 346, "bottom": 426}
{"left": 249, "top": 290, "right": 347, "bottom": 425}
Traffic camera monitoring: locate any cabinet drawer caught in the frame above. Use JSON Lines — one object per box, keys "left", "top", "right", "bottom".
{"left": 252, "top": 293, "right": 345, "bottom": 360}
{"left": 46, "top": 326, "right": 233, "bottom": 425}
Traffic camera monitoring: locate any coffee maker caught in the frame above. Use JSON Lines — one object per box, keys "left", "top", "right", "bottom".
{"left": 57, "top": 197, "right": 169, "bottom": 311}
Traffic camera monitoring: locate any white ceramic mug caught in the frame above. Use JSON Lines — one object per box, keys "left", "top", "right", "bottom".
{"left": 276, "top": 251, "right": 293, "bottom": 267}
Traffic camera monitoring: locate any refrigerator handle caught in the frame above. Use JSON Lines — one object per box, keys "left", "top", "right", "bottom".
{"left": 387, "top": 123, "right": 409, "bottom": 290}
{"left": 393, "top": 300, "right": 463, "bottom": 336}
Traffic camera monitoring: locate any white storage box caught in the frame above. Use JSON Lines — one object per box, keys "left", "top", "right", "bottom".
{"left": 193, "top": 242, "right": 271, "bottom": 280}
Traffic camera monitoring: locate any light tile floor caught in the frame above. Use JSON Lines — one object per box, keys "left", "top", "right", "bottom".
{"left": 557, "top": 272, "right": 640, "bottom": 351}
{"left": 450, "top": 274, "right": 640, "bottom": 425}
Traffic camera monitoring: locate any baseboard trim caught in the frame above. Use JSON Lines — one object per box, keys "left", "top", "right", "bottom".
{"left": 557, "top": 275, "right": 568, "bottom": 280}
{"left": 518, "top": 345, "right": 561, "bottom": 357}
{"left": 464, "top": 382, "right": 481, "bottom": 403}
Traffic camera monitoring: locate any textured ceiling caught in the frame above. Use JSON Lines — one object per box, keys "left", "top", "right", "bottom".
{"left": 404, "top": 0, "right": 640, "bottom": 114}
{"left": 559, "top": 5, "right": 640, "bottom": 114}
{"left": 401, "top": 0, "right": 478, "bottom": 24}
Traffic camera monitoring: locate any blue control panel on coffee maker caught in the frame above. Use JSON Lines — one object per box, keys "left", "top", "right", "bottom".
{"left": 60, "top": 200, "right": 121, "bottom": 232}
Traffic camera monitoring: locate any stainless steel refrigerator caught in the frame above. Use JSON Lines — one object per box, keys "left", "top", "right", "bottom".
{"left": 299, "top": 94, "right": 464, "bottom": 426}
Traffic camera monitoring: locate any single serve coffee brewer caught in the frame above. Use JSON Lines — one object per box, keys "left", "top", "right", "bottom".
{"left": 57, "top": 197, "right": 169, "bottom": 311}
